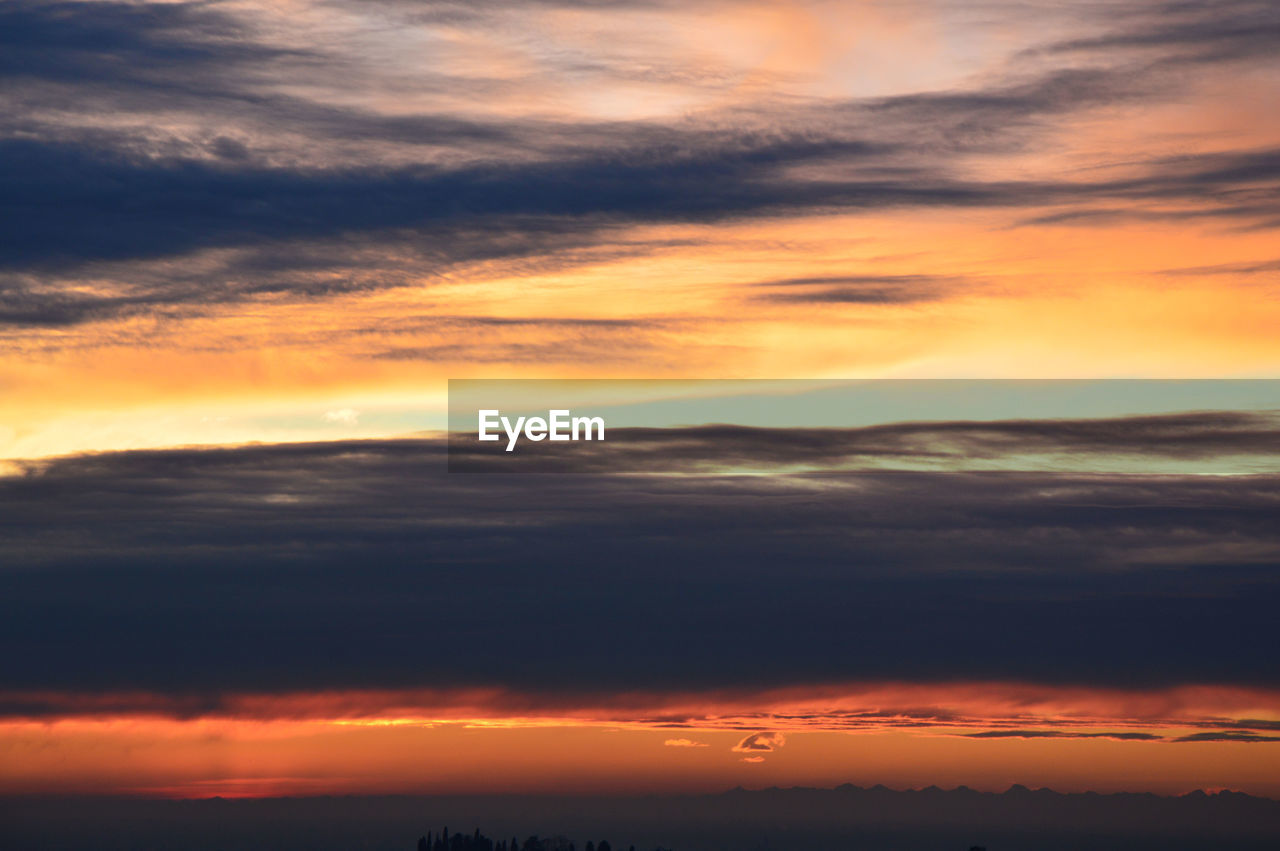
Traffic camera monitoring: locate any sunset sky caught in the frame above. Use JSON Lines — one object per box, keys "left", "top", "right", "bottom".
{"left": 2, "top": 0, "right": 1280, "bottom": 808}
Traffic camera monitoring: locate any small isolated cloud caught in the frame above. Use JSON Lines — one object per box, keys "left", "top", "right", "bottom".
{"left": 1174, "top": 732, "right": 1280, "bottom": 743}
{"left": 740, "top": 756, "right": 765, "bottom": 763}
{"left": 664, "top": 738, "right": 709, "bottom": 748}
{"left": 964, "top": 730, "right": 1163, "bottom": 741}
{"left": 733, "top": 731, "right": 786, "bottom": 753}
{"left": 323, "top": 408, "right": 360, "bottom": 425}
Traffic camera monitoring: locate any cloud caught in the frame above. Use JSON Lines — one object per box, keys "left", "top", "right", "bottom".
{"left": 739, "top": 756, "right": 765, "bottom": 763}
{"left": 447, "top": 410, "right": 1280, "bottom": 473}
{"left": 1, "top": 0, "right": 1278, "bottom": 329}
{"left": 0, "top": 0, "right": 295, "bottom": 90}
{"left": 1039, "top": 0, "right": 1280, "bottom": 66}
{"left": 323, "top": 409, "right": 360, "bottom": 425}
{"left": 963, "top": 730, "right": 1163, "bottom": 741}
{"left": 733, "top": 732, "right": 786, "bottom": 753}
{"left": 3, "top": 132, "right": 1277, "bottom": 326}
{"left": 750, "top": 275, "right": 970, "bottom": 306}
{"left": 1160, "top": 258, "right": 1280, "bottom": 277}
{"left": 1219, "top": 719, "right": 1280, "bottom": 732}
{"left": 663, "top": 738, "right": 709, "bottom": 748}
{"left": 1174, "top": 732, "right": 1280, "bottom": 744}
{"left": 2, "top": 681, "right": 1277, "bottom": 740}
{"left": 0, "top": 420, "right": 1278, "bottom": 703}
{"left": 15, "top": 130, "right": 1273, "bottom": 274}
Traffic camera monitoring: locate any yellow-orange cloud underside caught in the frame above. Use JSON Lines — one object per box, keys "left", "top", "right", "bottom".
{"left": 4, "top": 212, "right": 1280, "bottom": 462}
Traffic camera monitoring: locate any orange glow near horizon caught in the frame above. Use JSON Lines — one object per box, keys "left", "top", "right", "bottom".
{"left": 2, "top": 682, "right": 1278, "bottom": 799}
{"left": 5, "top": 718, "right": 1280, "bottom": 800}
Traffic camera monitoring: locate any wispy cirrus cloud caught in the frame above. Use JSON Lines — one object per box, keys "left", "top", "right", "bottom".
{"left": 750, "top": 274, "right": 972, "bottom": 305}
{"left": 1036, "top": 0, "right": 1280, "bottom": 67}
{"left": 448, "top": 410, "right": 1280, "bottom": 473}
{"left": 2, "top": 0, "right": 1278, "bottom": 335}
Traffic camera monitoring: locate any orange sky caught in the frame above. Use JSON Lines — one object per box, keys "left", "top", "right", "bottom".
{"left": 3, "top": 0, "right": 1280, "bottom": 806}
{"left": 3, "top": 1, "right": 1280, "bottom": 460}
{"left": 4, "top": 682, "right": 1278, "bottom": 798}
{"left": 6, "top": 721, "right": 1278, "bottom": 799}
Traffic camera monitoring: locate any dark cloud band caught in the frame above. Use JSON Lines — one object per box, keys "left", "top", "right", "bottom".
{"left": 2, "top": 424, "right": 1278, "bottom": 698}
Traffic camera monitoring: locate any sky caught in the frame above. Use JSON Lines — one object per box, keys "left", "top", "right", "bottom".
{"left": 2, "top": 0, "right": 1280, "bottom": 808}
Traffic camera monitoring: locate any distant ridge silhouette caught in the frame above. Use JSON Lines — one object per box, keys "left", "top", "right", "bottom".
{"left": 4, "top": 784, "right": 1278, "bottom": 850}
{"left": 414, "top": 827, "right": 666, "bottom": 851}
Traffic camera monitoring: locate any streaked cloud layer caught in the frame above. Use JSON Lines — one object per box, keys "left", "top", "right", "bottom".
{"left": 4, "top": 427, "right": 1278, "bottom": 695}
{"left": 3, "top": 426, "right": 1280, "bottom": 795}
{"left": 2, "top": 0, "right": 1280, "bottom": 458}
